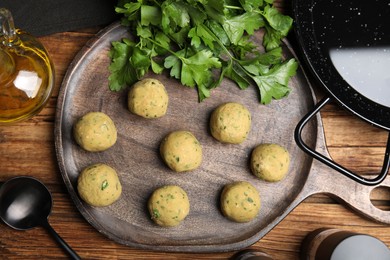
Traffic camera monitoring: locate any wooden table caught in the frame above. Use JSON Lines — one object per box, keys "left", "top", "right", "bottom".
{"left": 1, "top": 9, "right": 390, "bottom": 260}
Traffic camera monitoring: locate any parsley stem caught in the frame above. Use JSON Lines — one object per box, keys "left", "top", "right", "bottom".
{"left": 197, "top": 24, "right": 254, "bottom": 78}
{"left": 144, "top": 36, "right": 179, "bottom": 57}
{"left": 224, "top": 5, "right": 243, "bottom": 10}
{"left": 197, "top": 24, "right": 234, "bottom": 61}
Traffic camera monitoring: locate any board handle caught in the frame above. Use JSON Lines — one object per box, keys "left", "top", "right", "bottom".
{"left": 295, "top": 96, "right": 390, "bottom": 186}
{"left": 305, "top": 158, "right": 390, "bottom": 224}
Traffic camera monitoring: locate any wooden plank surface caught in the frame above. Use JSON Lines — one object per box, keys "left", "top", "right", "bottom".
{"left": 1, "top": 5, "right": 390, "bottom": 260}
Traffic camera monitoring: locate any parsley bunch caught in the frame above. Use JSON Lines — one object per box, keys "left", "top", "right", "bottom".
{"left": 109, "top": 0, "right": 298, "bottom": 104}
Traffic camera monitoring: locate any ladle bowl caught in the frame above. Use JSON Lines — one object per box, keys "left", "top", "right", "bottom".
{"left": 0, "top": 176, "right": 80, "bottom": 259}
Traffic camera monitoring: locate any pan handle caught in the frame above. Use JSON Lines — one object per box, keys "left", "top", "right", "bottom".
{"left": 295, "top": 96, "right": 390, "bottom": 186}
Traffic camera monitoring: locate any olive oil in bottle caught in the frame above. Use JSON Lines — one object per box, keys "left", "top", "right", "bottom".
{"left": 0, "top": 8, "right": 54, "bottom": 124}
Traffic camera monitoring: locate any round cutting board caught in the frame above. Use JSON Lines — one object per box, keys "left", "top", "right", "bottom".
{"left": 55, "top": 22, "right": 317, "bottom": 252}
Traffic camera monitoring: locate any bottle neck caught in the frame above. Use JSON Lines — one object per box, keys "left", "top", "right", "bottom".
{"left": 0, "top": 8, "right": 16, "bottom": 83}
{"left": 0, "top": 8, "right": 17, "bottom": 47}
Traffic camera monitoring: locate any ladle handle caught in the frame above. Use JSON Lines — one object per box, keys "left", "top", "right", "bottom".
{"left": 42, "top": 220, "right": 81, "bottom": 260}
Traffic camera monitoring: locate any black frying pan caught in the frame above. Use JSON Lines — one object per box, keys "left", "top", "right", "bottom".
{"left": 292, "top": 0, "right": 390, "bottom": 185}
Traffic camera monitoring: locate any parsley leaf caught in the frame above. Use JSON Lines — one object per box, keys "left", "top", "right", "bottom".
{"left": 140, "top": 5, "right": 161, "bottom": 26}
{"left": 262, "top": 5, "right": 293, "bottom": 50}
{"left": 253, "top": 59, "right": 298, "bottom": 104}
{"left": 223, "top": 12, "right": 264, "bottom": 45}
{"left": 101, "top": 180, "right": 109, "bottom": 190}
{"left": 165, "top": 49, "right": 221, "bottom": 101}
{"left": 108, "top": 40, "right": 137, "bottom": 91}
{"left": 109, "top": 0, "right": 298, "bottom": 104}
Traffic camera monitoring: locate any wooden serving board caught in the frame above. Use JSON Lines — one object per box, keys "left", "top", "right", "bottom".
{"left": 54, "top": 22, "right": 390, "bottom": 252}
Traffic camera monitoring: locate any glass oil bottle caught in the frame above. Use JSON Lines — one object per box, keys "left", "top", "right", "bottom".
{"left": 0, "top": 8, "right": 54, "bottom": 124}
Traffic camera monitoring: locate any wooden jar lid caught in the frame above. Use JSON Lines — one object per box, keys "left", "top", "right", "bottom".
{"left": 301, "top": 228, "right": 390, "bottom": 260}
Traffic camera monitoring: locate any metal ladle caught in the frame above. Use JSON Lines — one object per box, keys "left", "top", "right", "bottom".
{"left": 0, "top": 176, "right": 81, "bottom": 259}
